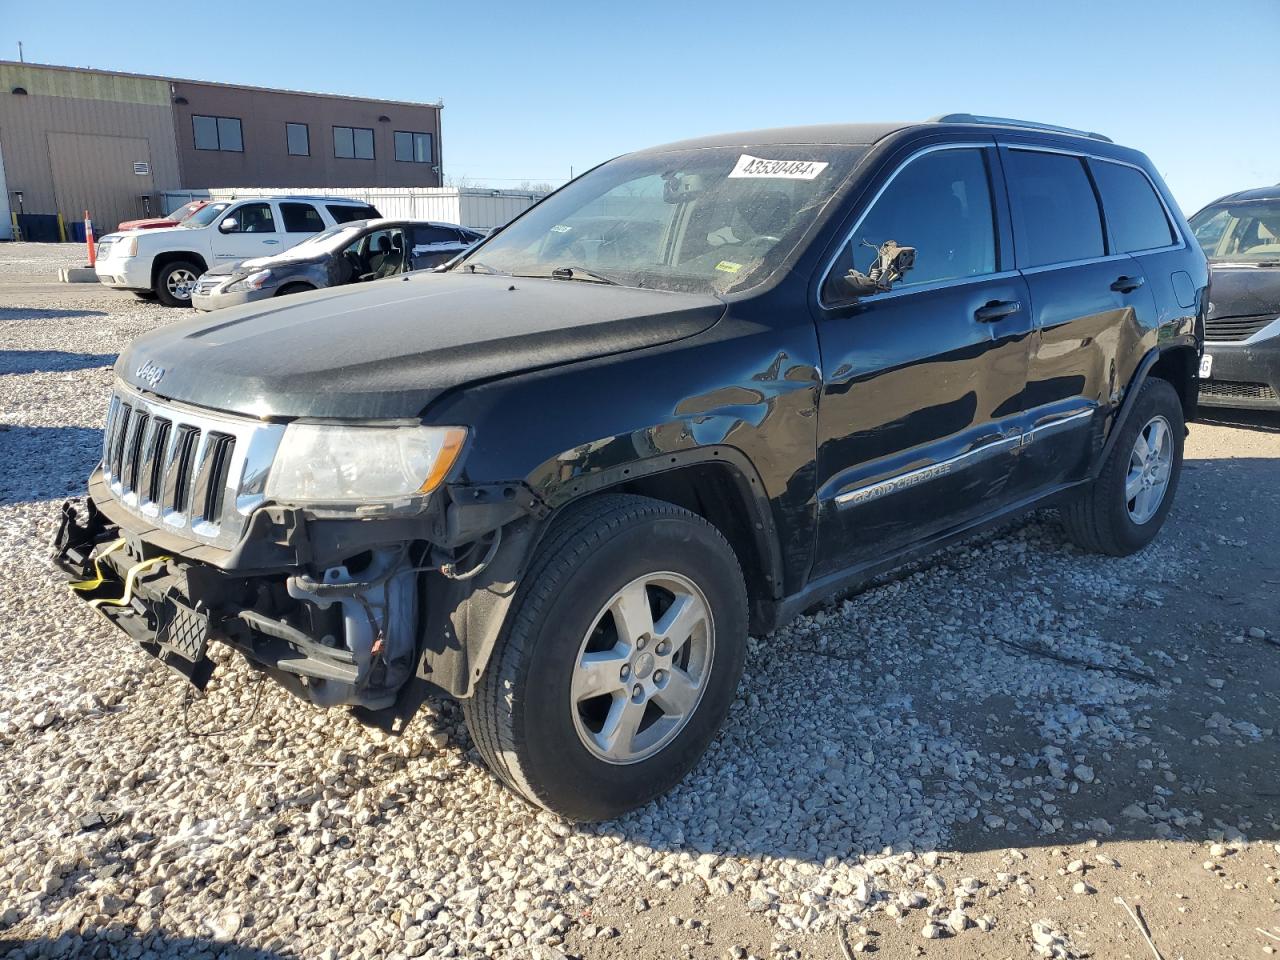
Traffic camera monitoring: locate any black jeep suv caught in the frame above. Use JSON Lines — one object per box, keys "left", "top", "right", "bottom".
{"left": 55, "top": 115, "right": 1206, "bottom": 821}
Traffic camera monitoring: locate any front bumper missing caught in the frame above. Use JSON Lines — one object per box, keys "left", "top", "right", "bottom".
{"left": 53, "top": 500, "right": 362, "bottom": 697}
{"left": 55, "top": 501, "right": 216, "bottom": 689}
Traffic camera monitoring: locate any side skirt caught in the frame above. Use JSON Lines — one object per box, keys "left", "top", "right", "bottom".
{"left": 771, "top": 478, "right": 1086, "bottom": 628}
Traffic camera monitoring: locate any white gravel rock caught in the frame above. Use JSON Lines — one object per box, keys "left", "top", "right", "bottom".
{"left": 0, "top": 250, "right": 1201, "bottom": 955}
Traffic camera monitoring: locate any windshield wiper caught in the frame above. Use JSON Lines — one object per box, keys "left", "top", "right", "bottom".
{"left": 546, "top": 265, "right": 618, "bottom": 285}
{"left": 462, "top": 261, "right": 507, "bottom": 275}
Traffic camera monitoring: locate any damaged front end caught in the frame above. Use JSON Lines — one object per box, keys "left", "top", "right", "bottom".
{"left": 54, "top": 497, "right": 422, "bottom": 710}
{"left": 53, "top": 380, "right": 546, "bottom": 715}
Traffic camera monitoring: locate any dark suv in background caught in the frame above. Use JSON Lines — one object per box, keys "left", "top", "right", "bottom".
{"left": 1189, "top": 184, "right": 1280, "bottom": 409}
{"left": 55, "top": 115, "right": 1205, "bottom": 821}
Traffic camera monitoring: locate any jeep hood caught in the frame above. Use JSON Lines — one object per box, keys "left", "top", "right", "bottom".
{"left": 117, "top": 272, "right": 725, "bottom": 419}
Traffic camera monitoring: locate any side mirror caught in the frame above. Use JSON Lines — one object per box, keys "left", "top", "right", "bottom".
{"left": 219, "top": 218, "right": 237, "bottom": 233}
{"left": 837, "top": 239, "right": 916, "bottom": 300}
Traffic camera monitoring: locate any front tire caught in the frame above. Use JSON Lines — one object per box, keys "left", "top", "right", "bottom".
{"left": 155, "top": 260, "right": 200, "bottom": 308}
{"left": 464, "top": 494, "right": 748, "bottom": 821}
{"left": 1061, "top": 377, "right": 1184, "bottom": 556}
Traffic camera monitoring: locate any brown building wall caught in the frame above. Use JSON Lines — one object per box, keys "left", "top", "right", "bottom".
{"left": 170, "top": 80, "right": 443, "bottom": 190}
{"left": 0, "top": 63, "right": 181, "bottom": 229}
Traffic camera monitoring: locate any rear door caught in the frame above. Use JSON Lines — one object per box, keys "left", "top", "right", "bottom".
{"left": 212, "top": 201, "right": 283, "bottom": 262}
{"left": 1000, "top": 146, "right": 1159, "bottom": 488}
{"left": 811, "top": 143, "right": 1033, "bottom": 577}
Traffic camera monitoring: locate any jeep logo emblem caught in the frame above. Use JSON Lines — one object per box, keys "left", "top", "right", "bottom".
{"left": 135, "top": 360, "right": 165, "bottom": 388}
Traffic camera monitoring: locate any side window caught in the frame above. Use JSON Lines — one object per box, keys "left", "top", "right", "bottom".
{"left": 411, "top": 225, "right": 460, "bottom": 246}
{"left": 225, "top": 202, "right": 275, "bottom": 234}
{"left": 824, "top": 148, "right": 996, "bottom": 300}
{"left": 280, "top": 202, "right": 324, "bottom": 233}
{"left": 1004, "top": 150, "right": 1105, "bottom": 267}
{"left": 326, "top": 204, "right": 377, "bottom": 224}
{"left": 1090, "top": 161, "right": 1175, "bottom": 253}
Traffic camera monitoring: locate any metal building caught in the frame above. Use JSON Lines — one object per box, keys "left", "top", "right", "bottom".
{"left": 0, "top": 61, "right": 443, "bottom": 240}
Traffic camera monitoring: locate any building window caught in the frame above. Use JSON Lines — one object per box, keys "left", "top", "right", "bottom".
{"left": 394, "top": 131, "right": 433, "bottom": 164}
{"left": 193, "top": 115, "right": 243, "bottom": 152}
{"left": 334, "top": 126, "right": 374, "bottom": 160}
{"left": 286, "top": 122, "right": 310, "bottom": 157}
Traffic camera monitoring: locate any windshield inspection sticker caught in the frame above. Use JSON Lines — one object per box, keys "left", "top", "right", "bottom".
{"left": 715, "top": 260, "right": 743, "bottom": 273}
{"left": 728, "top": 154, "right": 829, "bottom": 180}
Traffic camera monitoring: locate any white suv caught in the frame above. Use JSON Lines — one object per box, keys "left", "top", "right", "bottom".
{"left": 94, "top": 196, "right": 381, "bottom": 307}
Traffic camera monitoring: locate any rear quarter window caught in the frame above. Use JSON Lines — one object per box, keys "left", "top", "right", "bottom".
{"left": 327, "top": 204, "right": 381, "bottom": 224}
{"left": 1090, "top": 160, "right": 1176, "bottom": 253}
{"left": 1004, "top": 150, "right": 1105, "bottom": 267}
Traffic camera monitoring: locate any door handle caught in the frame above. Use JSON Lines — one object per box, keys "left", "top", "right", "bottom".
{"left": 974, "top": 299, "right": 1021, "bottom": 322}
{"left": 263, "top": 239, "right": 281, "bottom": 245}
{"left": 1110, "top": 275, "right": 1145, "bottom": 293}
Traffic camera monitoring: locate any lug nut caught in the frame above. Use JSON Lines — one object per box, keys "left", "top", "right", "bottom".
{"left": 636, "top": 635, "right": 648, "bottom": 650}
{"left": 656, "top": 640, "right": 670, "bottom": 656}
{"left": 619, "top": 664, "right": 631, "bottom": 681}
{"left": 653, "top": 669, "right": 666, "bottom": 684}
{"left": 632, "top": 684, "right": 644, "bottom": 701}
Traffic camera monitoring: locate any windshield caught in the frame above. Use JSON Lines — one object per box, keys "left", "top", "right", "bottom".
{"left": 171, "top": 201, "right": 205, "bottom": 222}
{"left": 183, "top": 202, "right": 231, "bottom": 228}
{"left": 454, "top": 144, "right": 867, "bottom": 294}
{"left": 1190, "top": 199, "right": 1280, "bottom": 262}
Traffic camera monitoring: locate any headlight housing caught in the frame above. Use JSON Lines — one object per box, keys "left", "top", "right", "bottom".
{"left": 229, "top": 269, "right": 274, "bottom": 292}
{"left": 264, "top": 423, "right": 467, "bottom": 507}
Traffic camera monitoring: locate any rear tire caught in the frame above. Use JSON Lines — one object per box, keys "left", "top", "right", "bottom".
{"left": 464, "top": 494, "right": 748, "bottom": 821}
{"left": 131, "top": 290, "right": 157, "bottom": 301}
{"left": 1060, "top": 377, "right": 1184, "bottom": 556}
{"left": 155, "top": 260, "right": 200, "bottom": 308}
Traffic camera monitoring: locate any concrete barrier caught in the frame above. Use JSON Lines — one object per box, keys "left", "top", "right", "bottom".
{"left": 57, "top": 267, "right": 100, "bottom": 283}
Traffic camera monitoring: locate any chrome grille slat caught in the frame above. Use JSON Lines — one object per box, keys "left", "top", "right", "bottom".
{"left": 99, "top": 381, "right": 286, "bottom": 550}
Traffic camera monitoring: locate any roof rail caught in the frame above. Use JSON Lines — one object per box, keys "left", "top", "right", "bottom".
{"left": 930, "top": 113, "right": 1113, "bottom": 143}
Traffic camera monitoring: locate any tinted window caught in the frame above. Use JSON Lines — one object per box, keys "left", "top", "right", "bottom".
{"left": 217, "top": 117, "right": 243, "bottom": 152}
{"left": 327, "top": 203, "right": 379, "bottom": 224}
{"left": 286, "top": 123, "right": 310, "bottom": 157}
{"left": 1005, "top": 150, "right": 1104, "bottom": 267}
{"left": 411, "top": 225, "right": 460, "bottom": 245}
{"left": 192, "top": 115, "right": 219, "bottom": 151}
{"left": 334, "top": 126, "right": 374, "bottom": 160}
{"left": 280, "top": 202, "right": 324, "bottom": 233}
{"left": 194, "top": 115, "right": 242, "bottom": 152}
{"left": 225, "top": 202, "right": 275, "bottom": 234}
{"left": 395, "top": 131, "right": 433, "bottom": 163}
{"left": 825, "top": 148, "right": 996, "bottom": 298}
{"left": 1091, "top": 161, "right": 1174, "bottom": 253}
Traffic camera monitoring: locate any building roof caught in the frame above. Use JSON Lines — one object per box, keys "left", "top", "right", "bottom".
{"left": 0, "top": 60, "right": 442, "bottom": 110}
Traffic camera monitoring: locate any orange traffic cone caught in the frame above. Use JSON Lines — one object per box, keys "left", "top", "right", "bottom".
{"left": 85, "top": 211, "right": 96, "bottom": 267}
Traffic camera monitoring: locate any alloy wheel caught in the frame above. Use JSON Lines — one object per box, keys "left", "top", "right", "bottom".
{"left": 570, "top": 571, "right": 715, "bottom": 764}
{"left": 1125, "top": 414, "right": 1173, "bottom": 524}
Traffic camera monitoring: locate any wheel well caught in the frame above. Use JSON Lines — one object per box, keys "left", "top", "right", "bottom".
{"left": 151, "top": 251, "right": 208, "bottom": 287}
{"left": 1148, "top": 346, "right": 1197, "bottom": 420}
{"left": 276, "top": 282, "right": 316, "bottom": 296}
{"left": 610, "top": 463, "right": 778, "bottom": 632}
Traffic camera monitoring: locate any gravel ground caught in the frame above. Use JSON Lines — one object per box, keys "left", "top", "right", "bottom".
{"left": 1, "top": 242, "right": 1278, "bottom": 960}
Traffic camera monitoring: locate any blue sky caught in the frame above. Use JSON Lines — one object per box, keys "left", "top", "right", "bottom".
{"left": 3, "top": 0, "right": 1276, "bottom": 213}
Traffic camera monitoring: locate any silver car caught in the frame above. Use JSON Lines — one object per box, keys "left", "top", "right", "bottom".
{"left": 191, "top": 219, "right": 484, "bottom": 312}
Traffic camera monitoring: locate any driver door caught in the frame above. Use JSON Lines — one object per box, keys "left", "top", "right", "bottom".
{"left": 811, "top": 144, "right": 1033, "bottom": 577}
{"left": 214, "top": 201, "right": 283, "bottom": 262}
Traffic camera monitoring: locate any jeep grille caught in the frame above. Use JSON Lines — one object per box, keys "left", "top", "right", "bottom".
{"left": 101, "top": 381, "right": 285, "bottom": 549}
